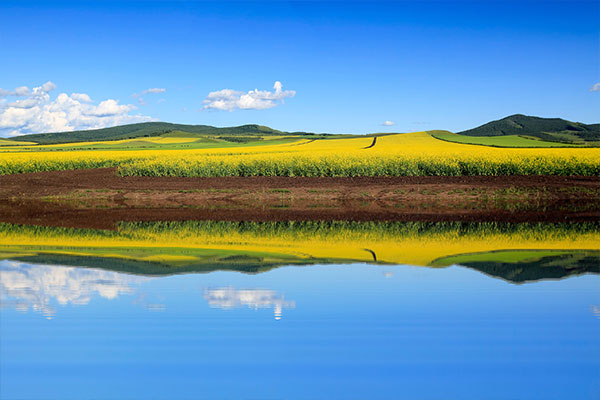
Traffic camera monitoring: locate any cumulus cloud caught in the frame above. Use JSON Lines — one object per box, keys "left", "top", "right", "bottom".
{"left": 0, "top": 81, "right": 154, "bottom": 137}
{"left": 590, "top": 82, "right": 600, "bottom": 92}
{"left": 203, "top": 81, "right": 295, "bottom": 111}
{"left": 381, "top": 120, "right": 395, "bottom": 126}
{"left": 131, "top": 87, "right": 166, "bottom": 105}
{"left": 0, "top": 86, "right": 31, "bottom": 97}
{"left": 70, "top": 93, "right": 91, "bottom": 102}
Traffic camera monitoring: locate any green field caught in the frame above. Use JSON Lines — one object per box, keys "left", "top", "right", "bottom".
{"left": 0, "top": 138, "right": 37, "bottom": 146}
{"left": 430, "top": 131, "right": 584, "bottom": 148}
{"left": 2, "top": 136, "right": 300, "bottom": 153}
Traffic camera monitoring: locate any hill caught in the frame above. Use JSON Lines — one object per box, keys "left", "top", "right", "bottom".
{"left": 7, "top": 115, "right": 600, "bottom": 145}
{"left": 457, "top": 114, "right": 600, "bottom": 143}
{"left": 6, "top": 122, "right": 306, "bottom": 144}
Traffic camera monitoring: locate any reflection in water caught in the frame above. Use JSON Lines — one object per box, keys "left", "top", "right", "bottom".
{"left": 204, "top": 287, "right": 295, "bottom": 320}
{"left": 1, "top": 221, "right": 598, "bottom": 399}
{"left": 0, "top": 260, "right": 144, "bottom": 318}
{"left": 132, "top": 293, "right": 166, "bottom": 312}
{"left": 1, "top": 261, "right": 598, "bottom": 400}
{"left": 2, "top": 222, "right": 599, "bottom": 277}
{"left": 592, "top": 305, "right": 600, "bottom": 320}
{"left": 0, "top": 261, "right": 295, "bottom": 319}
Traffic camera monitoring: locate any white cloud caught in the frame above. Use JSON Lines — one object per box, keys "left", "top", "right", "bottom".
{"left": 142, "top": 88, "right": 166, "bottom": 95}
{"left": 71, "top": 93, "right": 91, "bottom": 102}
{"left": 131, "top": 87, "right": 166, "bottom": 105}
{"left": 203, "top": 81, "right": 295, "bottom": 111}
{"left": 88, "top": 99, "right": 136, "bottom": 116}
{"left": 0, "top": 86, "right": 31, "bottom": 97}
{"left": 590, "top": 83, "right": 600, "bottom": 92}
{"left": 381, "top": 120, "right": 395, "bottom": 126}
{"left": 0, "top": 81, "right": 58, "bottom": 98}
{"left": 0, "top": 82, "right": 154, "bottom": 137}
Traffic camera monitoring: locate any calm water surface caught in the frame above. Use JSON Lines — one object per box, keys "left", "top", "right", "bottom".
{"left": 1, "top": 259, "right": 599, "bottom": 400}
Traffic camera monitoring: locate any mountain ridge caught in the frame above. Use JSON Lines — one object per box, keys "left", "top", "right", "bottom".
{"left": 6, "top": 114, "right": 600, "bottom": 145}
{"left": 6, "top": 122, "right": 308, "bottom": 144}
{"left": 458, "top": 114, "right": 600, "bottom": 143}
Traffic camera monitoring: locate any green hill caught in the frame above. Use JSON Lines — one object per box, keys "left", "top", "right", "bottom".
{"left": 6, "top": 122, "right": 305, "bottom": 145}
{"left": 458, "top": 114, "right": 600, "bottom": 144}
{"left": 8, "top": 115, "right": 600, "bottom": 145}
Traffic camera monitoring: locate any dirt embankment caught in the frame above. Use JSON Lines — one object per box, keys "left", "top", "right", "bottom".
{"left": 1, "top": 168, "right": 599, "bottom": 229}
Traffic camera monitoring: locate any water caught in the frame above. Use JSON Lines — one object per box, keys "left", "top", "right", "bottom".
{"left": 1, "top": 259, "right": 599, "bottom": 400}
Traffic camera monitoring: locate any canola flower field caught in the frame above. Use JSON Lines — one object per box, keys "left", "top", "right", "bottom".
{"left": 1, "top": 132, "right": 599, "bottom": 176}
{"left": 1, "top": 221, "right": 598, "bottom": 269}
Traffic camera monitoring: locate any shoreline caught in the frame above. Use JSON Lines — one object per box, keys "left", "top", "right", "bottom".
{"left": 2, "top": 168, "right": 599, "bottom": 229}
{"left": 2, "top": 167, "right": 599, "bottom": 194}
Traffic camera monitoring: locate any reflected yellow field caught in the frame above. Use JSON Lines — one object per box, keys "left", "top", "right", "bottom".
{"left": 1, "top": 221, "right": 598, "bottom": 268}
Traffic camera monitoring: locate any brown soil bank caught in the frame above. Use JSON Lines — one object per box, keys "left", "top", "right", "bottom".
{"left": 1, "top": 168, "right": 599, "bottom": 229}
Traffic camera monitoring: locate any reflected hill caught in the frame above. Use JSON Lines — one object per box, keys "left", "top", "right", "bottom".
{"left": 4, "top": 253, "right": 320, "bottom": 275}
{"left": 1, "top": 221, "right": 598, "bottom": 283}
{"left": 433, "top": 250, "right": 599, "bottom": 283}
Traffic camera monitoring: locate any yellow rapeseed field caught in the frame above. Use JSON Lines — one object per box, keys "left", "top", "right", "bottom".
{"left": 1, "top": 132, "right": 599, "bottom": 176}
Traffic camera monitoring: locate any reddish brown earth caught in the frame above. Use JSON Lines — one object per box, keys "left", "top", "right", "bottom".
{"left": 1, "top": 168, "right": 599, "bottom": 229}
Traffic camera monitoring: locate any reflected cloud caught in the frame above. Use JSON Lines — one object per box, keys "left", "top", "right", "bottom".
{"left": 0, "top": 260, "right": 145, "bottom": 318}
{"left": 592, "top": 305, "right": 600, "bottom": 320}
{"left": 133, "top": 292, "right": 166, "bottom": 312}
{"left": 204, "top": 287, "right": 295, "bottom": 320}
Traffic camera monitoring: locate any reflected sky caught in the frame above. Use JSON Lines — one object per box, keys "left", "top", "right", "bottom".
{"left": 0, "top": 261, "right": 145, "bottom": 319}
{"left": 1, "top": 260, "right": 599, "bottom": 400}
{"left": 0, "top": 261, "right": 297, "bottom": 320}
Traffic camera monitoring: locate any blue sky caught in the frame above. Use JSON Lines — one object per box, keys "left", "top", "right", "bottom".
{"left": 0, "top": 0, "right": 598, "bottom": 136}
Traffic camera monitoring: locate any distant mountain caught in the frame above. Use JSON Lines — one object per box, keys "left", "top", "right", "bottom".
{"left": 9, "top": 115, "right": 599, "bottom": 145}
{"left": 458, "top": 114, "right": 600, "bottom": 143}
{"left": 6, "top": 122, "right": 310, "bottom": 144}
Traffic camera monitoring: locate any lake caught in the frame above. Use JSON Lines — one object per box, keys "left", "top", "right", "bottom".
{"left": 1, "top": 221, "right": 599, "bottom": 399}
